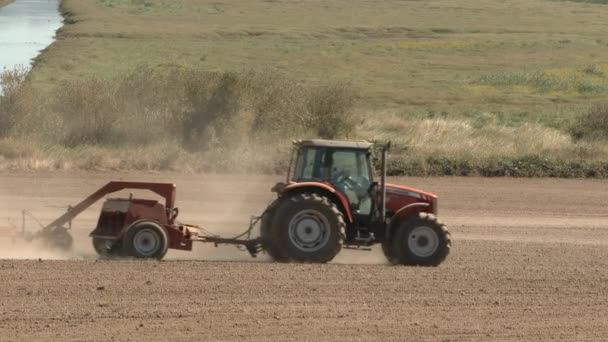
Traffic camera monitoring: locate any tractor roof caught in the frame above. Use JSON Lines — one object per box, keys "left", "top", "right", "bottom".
{"left": 295, "top": 139, "right": 373, "bottom": 150}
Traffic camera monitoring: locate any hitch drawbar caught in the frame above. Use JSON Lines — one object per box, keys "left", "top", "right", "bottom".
{"left": 201, "top": 236, "right": 264, "bottom": 257}
{"left": 189, "top": 215, "right": 265, "bottom": 257}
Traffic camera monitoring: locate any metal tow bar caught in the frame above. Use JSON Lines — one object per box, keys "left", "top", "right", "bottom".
{"left": 195, "top": 215, "right": 265, "bottom": 257}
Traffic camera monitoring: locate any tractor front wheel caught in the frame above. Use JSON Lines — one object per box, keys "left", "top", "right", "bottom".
{"left": 390, "top": 212, "right": 451, "bottom": 266}
{"left": 123, "top": 221, "right": 169, "bottom": 260}
{"left": 270, "top": 193, "right": 345, "bottom": 263}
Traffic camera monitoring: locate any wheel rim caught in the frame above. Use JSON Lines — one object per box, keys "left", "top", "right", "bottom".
{"left": 288, "top": 209, "right": 330, "bottom": 252}
{"left": 407, "top": 226, "right": 439, "bottom": 258}
{"left": 133, "top": 228, "right": 161, "bottom": 256}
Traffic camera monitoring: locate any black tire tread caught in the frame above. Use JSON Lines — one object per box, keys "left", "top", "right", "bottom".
{"left": 270, "top": 193, "right": 345, "bottom": 263}
{"left": 261, "top": 200, "right": 291, "bottom": 262}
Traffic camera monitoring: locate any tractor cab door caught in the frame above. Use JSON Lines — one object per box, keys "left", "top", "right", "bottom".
{"left": 292, "top": 146, "right": 374, "bottom": 220}
{"left": 328, "top": 149, "right": 373, "bottom": 218}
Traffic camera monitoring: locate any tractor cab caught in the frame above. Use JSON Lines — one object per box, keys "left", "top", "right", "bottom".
{"left": 289, "top": 139, "right": 375, "bottom": 218}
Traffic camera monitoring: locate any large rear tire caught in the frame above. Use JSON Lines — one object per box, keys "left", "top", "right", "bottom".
{"left": 381, "top": 240, "right": 398, "bottom": 265}
{"left": 260, "top": 201, "right": 290, "bottom": 262}
{"left": 122, "top": 221, "right": 169, "bottom": 260}
{"left": 270, "top": 193, "right": 345, "bottom": 263}
{"left": 390, "top": 212, "right": 451, "bottom": 266}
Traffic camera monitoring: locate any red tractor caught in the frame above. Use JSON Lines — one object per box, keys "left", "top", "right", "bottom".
{"left": 17, "top": 139, "right": 450, "bottom": 266}
{"left": 260, "top": 139, "right": 451, "bottom": 265}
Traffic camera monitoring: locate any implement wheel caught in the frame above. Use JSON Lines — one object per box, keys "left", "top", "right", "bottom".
{"left": 270, "top": 193, "right": 345, "bottom": 263}
{"left": 42, "top": 227, "right": 73, "bottom": 252}
{"left": 390, "top": 212, "right": 451, "bottom": 266}
{"left": 92, "top": 238, "right": 121, "bottom": 258}
{"left": 123, "top": 221, "right": 168, "bottom": 260}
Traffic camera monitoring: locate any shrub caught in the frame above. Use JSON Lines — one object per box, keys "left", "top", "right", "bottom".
{"left": 0, "top": 68, "right": 29, "bottom": 137}
{"left": 569, "top": 104, "right": 608, "bottom": 141}
{"left": 245, "top": 72, "right": 308, "bottom": 139}
{"left": 181, "top": 71, "right": 241, "bottom": 150}
{"left": 305, "top": 83, "right": 358, "bottom": 139}
{"left": 52, "top": 78, "right": 120, "bottom": 146}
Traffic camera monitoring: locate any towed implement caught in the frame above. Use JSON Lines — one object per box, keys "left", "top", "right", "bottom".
{"left": 16, "top": 139, "right": 451, "bottom": 265}
{"left": 18, "top": 182, "right": 263, "bottom": 259}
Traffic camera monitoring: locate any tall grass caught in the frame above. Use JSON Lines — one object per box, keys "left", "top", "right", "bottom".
{"left": 359, "top": 111, "right": 608, "bottom": 177}
{"left": 3, "top": 66, "right": 608, "bottom": 177}
{"left": 0, "top": 68, "right": 29, "bottom": 137}
{"left": 569, "top": 104, "right": 608, "bottom": 141}
{"left": 0, "top": 66, "right": 357, "bottom": 171}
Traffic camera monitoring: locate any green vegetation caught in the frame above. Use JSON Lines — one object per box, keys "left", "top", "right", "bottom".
{"left": 3, "top": 0, "right": 608, "bottom": 176}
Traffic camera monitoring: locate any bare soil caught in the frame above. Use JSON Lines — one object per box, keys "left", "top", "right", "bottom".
{"left": 1, "top": 173, "right": 608, "bottom": 341}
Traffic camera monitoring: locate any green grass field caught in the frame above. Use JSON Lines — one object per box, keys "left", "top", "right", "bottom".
{"left": 3, "top": 0, "right": 608, "bottom": 175}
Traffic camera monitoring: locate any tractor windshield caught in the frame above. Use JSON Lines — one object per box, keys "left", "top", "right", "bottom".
{"left": 292, "top": 147, "right": 373, "bottom": 215}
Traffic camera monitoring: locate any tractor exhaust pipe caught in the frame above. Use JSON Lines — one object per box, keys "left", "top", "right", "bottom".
{"left": 380, "top": 141, "right": 391, "bottom": 221}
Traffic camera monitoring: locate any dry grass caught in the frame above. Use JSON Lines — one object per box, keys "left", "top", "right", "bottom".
{"left": 570, "top": 104, "right": 608, "bottom": 141}
{"left": 6, "top": 0, "right": 608, "bottom": 175}
{"left": 0, "top": 67, "right": 354, "bottom": 172}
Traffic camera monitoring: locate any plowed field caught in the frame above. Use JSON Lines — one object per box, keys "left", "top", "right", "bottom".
{"left": 1, "top": 173, "right": 607, "bottom": 341}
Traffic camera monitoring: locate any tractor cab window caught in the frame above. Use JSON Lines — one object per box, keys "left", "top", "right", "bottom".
{"left": 292, "top": 146, "right": 373, "bottom": 216}
{"left": 329, "top": 149, "right": 372, "bottom": 215}
{"left": 293, "top": 147, "right": 328, "bottom": 182}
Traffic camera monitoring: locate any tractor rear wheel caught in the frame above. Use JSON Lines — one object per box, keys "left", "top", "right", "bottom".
{"left": 381, "top": 240, "right": 398, "bottom": 265}
{"left": 260, "top": 202, "right": 290, "bottom": 262}
{"left": 391, "top": 212, "right": 451, "bottom": 266}
{"left": 123, "top": 221, "right": 169, "bottom": 260}
{"left": 270, "top": 193, "right": 345, "bottom": 263}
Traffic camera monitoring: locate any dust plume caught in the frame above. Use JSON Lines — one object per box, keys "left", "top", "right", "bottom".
{"left": 0, "top": 235, "right": 77, "bottom": 260}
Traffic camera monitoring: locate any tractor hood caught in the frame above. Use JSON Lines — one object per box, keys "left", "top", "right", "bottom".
{"left": 383, "top": 184, "right": 438, "bottom": 215}
{"left": 385, "top": 184, "right": 438, "bottom": 200}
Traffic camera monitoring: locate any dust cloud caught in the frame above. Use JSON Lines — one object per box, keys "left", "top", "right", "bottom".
{"left": 0, "top": 235, "right": 77, "bottom": 260}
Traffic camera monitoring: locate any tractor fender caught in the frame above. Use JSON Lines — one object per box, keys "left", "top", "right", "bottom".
{"left": 386, "top": 202, "right": 431, "bottom": 239}
{"left": 281, "top": 182, "right": 353, "bottom": 223}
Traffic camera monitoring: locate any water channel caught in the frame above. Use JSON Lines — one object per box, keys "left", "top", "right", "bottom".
{"left": 0, "top": 0, "right": 62, "bottom": 74}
